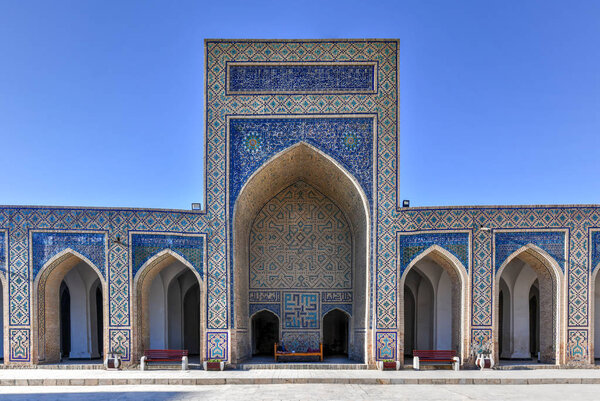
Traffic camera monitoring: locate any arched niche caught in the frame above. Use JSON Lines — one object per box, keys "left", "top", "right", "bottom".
{"left": 0, "top": 271, "right": 6, "bottom": 363}
{"left": 232, "top": 142, "right": 370, "bottom": 363}
{"left": 250, "top": 310, "right": 280, "bottom": 356}
{"left": 322, "top": 308, "right": 350, "bottom": 356}
{"left": 132, "top": 250, "right": 206, "bottom": 362}
{"left": 494, "top": 245, "right": 565, "bottom": 365}
{"left": 399, "top": 245, "right": 469, "bottom": 364}
{"left": 32, "top": 249, "right": 107, "bottom": 363}
{"left": 591, "top": 262, "right": 600, "bottom": 364}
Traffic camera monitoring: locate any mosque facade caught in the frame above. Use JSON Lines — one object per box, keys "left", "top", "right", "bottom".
{"left": 0, "top": 39, "right": 598, "bottom": 367}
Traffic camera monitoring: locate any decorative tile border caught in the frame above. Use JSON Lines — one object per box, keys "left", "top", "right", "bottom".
{"left": 226, "top": 61, "right": 377, "bottom": 95}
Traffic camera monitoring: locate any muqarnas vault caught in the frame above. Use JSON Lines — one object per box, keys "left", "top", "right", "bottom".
{"left": 0, "top": 39, "right": 598, "bottom": 368}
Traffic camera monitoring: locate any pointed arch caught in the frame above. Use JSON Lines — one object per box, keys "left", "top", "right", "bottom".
{"left": 32, "top": 248, "right": 107, "bottom": 363}
{"left": 323, "top": 307, "right": 352, "bottom": 320}
{"left": 232, "top": 141, "right": 371, "bottom": 363}
{"left": 132, "top": 248, "right": 206, "bottom": 362}
{"left": 494, "top": 244, "right": 565, "bottom": 365}
{"left": 398, "top": 244, "right": 470, "bottom": 363}
{"left": 250, "top": 308, "right": 280, "bottom": 320}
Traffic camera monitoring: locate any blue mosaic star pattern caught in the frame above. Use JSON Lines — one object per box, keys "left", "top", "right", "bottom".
{"left": 31, "top": 231, "right": 106, "bottom": 278}
{"left": 397, "top": 232, "right": 470, "bottom": 276}
{"left": 229, "top": 117, "right": 374, "bottom": 219}
{"left": 131, "top": 233, "right": 204, "bottom": 278}
{"left": 227, "top": 63, "right": 376, "bottom": 94}
{"left": 494, "top": 231, "right": 566, "bottom": 272}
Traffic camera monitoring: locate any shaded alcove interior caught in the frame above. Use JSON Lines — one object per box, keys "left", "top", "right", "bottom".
{"left": 251, "top": 310, "right": 279, "bottom": 356}
{"left": 496, "top": 250, "right": 559, "bottom": 364}
{"left": 147, "top": 261, "right": 201, "bottom": 354}
{"left": 232, "top": 142, "right": 369, "bottom": 363}
{"left": 402, "top": 256, "right": 458, "bottom": 355}
{"left": 36, "top": 256, "right": 105, "bottom": 363}
{"left": 323, "top": 309, "right": 349, "bottom": 356}
{"left": 0, "top": 278, "right": 3, "bottom": 360}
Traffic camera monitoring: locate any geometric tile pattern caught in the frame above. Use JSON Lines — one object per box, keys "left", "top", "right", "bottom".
{"left": 206, "top": 332, "right": 228, "bottom": 360}
{"left": 591, "top": 230, "right": 600, "bottom": 272}
{"left": 131, "top": 233, "right": 205, "bottom": 279}
{"left": 227, "top": 63, "right": 376, "bottom": 94}
{"left": 0, "top": 230, "right": 5, "bottom": 275}
{"left": 397, "top": 231, "right": 470, "bottom": 276}
{"left": 30, "top": 231, "right": 107, "bottom": 279}
{"left": 9, "top": 328, "right": 29, "bottom": 362}
{"left": 108, "top": 329, "right": 131, "bottom": 362}
{"left": 494, "top": 230, "right": 566, "bottom": 272}
{"left": 249, "top": 181, "right": 352, "bottom": 289}
{"left": 375, "top": 331, "right": 396, "bottom": 360}
{"left": 281, "top": 331, "right": 320, "bottom": 352}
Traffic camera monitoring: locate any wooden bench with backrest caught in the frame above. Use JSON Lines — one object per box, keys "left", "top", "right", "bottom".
{"left": 274, "top": 342, "right": 323, "bottom": 362}
{"left": 413, "top": 350, "right": 460, "bottom": 371}
{"left": 140, "top": 349, "right": 189, "bottom": 371}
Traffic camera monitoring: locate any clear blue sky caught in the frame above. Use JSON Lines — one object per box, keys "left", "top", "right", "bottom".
{"left": 1, "top": 1, "right": 599, "bottom": 209}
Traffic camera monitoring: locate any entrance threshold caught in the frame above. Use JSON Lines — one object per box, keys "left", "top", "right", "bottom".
{"left": 239, "top": 355, "right": 370, "bottom": 370}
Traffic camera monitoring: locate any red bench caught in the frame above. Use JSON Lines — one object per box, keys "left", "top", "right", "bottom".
{"left": 274, "top": 343, "right": 323, "bottom": 362}
{"left": 413, "top": 350, "right": 460, "bottom": 371}
{"left": 140, "top": 349, "right": 189, "bottom": 371}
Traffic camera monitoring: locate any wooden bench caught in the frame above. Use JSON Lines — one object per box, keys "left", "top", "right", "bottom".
{"left": 274, "top": 343, "right": 323, "bottom": 362}
{"left": 413, "top": 350, "right": 460, "bottom": 371}
{"left": 140, "top": 349, "right": 189, "bottom": 371}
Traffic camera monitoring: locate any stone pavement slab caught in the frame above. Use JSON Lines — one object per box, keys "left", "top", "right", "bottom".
{"left": 0, "top": 368, "right": 600, "bottom": 386}
{"left": 1, "top": 384, "right": 600, "bottom": 400}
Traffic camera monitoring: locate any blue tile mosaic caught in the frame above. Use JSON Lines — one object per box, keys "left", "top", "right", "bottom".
{"left": 398, "top": 232, "right": 470, "bottom": 276}
{"left": 0, "top": 231, "right": 5, "bottom": 273}
{"left": 229, "top": 117, "right": 374, "bottom": 224}
{"left": 591, "top": 231, "right": 600, "bottom": 271}
{"left": 494, "top": 231, "right": 566, "bottom": 272}
{"left": 31, "top": 231, "right": 106, "bottom": 278}
{"left": 131, "top": 233, "right": 204, "bottom": 278}
{"left": 227, "top": 63, "right": 376, "bottom": 94}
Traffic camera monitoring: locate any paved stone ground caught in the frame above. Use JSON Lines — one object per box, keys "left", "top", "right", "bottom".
{"left": 1, "top": 368, "right": 600, "bottom": 385}
{"left": 1, "top": 384, "right": 600, "bottom": 400}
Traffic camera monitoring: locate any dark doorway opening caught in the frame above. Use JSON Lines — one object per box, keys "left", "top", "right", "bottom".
{"left": 252, "top": 310, "right": 279, "bottom": 356}
{"left": 529, "top": 292, "right": 539, "bottom": 359}
{"left": 60, "top": 282, "right": 71, "bottom": 359}
{"left": 183, "top": 284, "right": 200, "bottom": 355}
{"left": 323, "top": 309, "right": 349, "bottom": 357}
{"left": 95, "top": 286, "right": 103, "bottom": 358}
{"left": 499, "top": 289, "right": 504, "bottom": 356}
{"left": 404, "top": 287, "right": 416, "bottom": 357}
